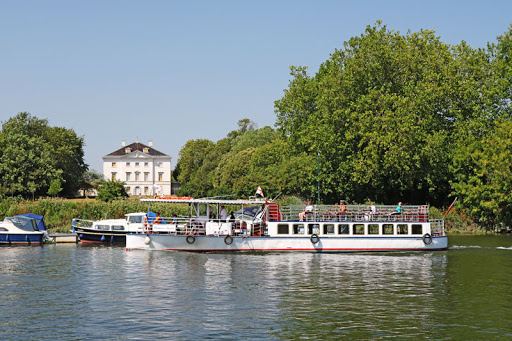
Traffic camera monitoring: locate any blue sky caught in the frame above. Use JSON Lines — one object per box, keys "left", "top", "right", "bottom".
{"left": 1, "top": 0, "right": 511, "bottom": 172}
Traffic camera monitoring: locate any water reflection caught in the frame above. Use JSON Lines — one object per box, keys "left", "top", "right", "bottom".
{"left": 2, "top": 239, "right": 512, "bottom": 340}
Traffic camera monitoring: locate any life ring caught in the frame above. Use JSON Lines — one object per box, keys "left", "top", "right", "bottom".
{"left": 422, "top": 233, "right": 433, "bottom": 245}
{"left": 224, "top": 235, "right": 233, "bottom": 245}
{"left": 310, "top": 234, "right": 320, "bottom": 244}
{"left": 186, "top": 235, "right": 195, "bottom": 244}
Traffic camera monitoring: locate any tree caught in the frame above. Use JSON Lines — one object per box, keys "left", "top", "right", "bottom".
{"left": 97, "top": 180, "right": 129, "bottom": 202}
{"left": 0, "top": 113, "right": 88, "bottom": 198}
{"left": 47, "top": 179, "right": 63, "bottom": 197}
{"left": 274, "top": 22, "right": 491, "bottom": 205}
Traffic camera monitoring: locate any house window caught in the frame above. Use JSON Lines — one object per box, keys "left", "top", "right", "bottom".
{"left": 111, "top": 172, "right": 117, "bottom": 181}
{"left": 144, "top": 172, "right": 149, "bottom": 181}
{"left": 135, "top": 172, "right": 140, "bottom": 181}
{"left": 112, "top": 162, "right": 116, "bottom": 167}
{"left": 126, "top": 172, "right": 131, "bottom": 181}
{"left": 144, "top": 162, "right": 149, "bottom": 167}
{"left": 143, "top": 148, "right": 149, "bottom": 153}
{"left": 158, "top": 172, "right": 163, "bottom": 182}
{"left": 157, "top": 162, "right": 163, "bottom": 167}
{"left": 125, "top": 186, "right": 130, "bottom": 194}
{"left": 144, "top": 186, "right": 149, "bottom": 195}
{"left": 126, "top": 162, "right": 131, "bottom": 167}
{"left": 125, "top": 148, "right": 132, "bottom": 153}
{"left": 135, "top": 162, "right": 139, "bottom": 167}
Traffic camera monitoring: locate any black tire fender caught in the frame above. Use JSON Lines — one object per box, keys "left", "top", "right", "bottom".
{"left": 310, "top": 234, "right": 320, "bottom": 244}
{"left": 422, "top": 233, "right": 432, "bottom": 245}
{"left": 224, "top": 235, "right": 233, "bottom": 245}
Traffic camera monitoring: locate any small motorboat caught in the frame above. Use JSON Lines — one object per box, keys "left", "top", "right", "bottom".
{"left": 0, "top": 213, "right": 50, "bottom": 245}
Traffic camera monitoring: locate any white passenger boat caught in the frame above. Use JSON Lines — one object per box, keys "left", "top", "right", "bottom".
{"left": 125, "top": 198, "right": 448, "bottom": 252}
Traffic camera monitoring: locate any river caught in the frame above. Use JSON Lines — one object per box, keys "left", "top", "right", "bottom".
{"left": 1, "top": 235, "right": 512, "bottom": 340}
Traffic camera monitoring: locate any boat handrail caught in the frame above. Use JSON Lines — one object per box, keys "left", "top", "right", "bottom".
{"left": 430, "top": 219, "right": 445, "bottom": 235}
{"left": 280, "top": 204, "right": 430, "bottom": 223}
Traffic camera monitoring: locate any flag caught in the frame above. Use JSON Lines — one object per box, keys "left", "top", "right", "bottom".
{"left": 256, "top": 186, "right": 264, "bottom": 197}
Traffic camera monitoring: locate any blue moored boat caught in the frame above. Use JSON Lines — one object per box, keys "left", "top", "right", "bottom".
{"left": 0, "top": 213, "right": 49, "bottom": 245}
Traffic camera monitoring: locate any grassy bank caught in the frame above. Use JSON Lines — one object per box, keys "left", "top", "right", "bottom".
{"left": 0, "top": 197, "right": 488, "bottom": 234}
{"left": 0, "top": 197, "right": 190, "bottom": 233}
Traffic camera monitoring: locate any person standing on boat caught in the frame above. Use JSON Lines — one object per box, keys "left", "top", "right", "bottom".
{"left": 220, "top": 205, "right": 228, "bottom": 222}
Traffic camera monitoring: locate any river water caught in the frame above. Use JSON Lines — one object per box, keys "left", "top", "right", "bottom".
{"left": 1, "top": 235, "right": 512, "bottom": 340}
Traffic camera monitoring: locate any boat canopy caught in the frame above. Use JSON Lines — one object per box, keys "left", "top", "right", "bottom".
{"left": 14, "top": 213, "right": 46, "bottom": 231}
{"left": 141, "top": 198, "right": 267, "bottom": 205}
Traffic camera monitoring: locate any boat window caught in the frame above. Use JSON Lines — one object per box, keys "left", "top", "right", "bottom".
{"left": 368, "top": 224, "right": 379, "bottom": 235}
{"left": 397, "top": 224, "right": 408, "bottom": 234}
{"left": 292, "top": 224, "right": 304, "bottom": 234}
{"left": 129, "top": 216, "right": 143, "bottom": 224}
{"left": 411, "top": 224, "right": 423, "bottom": 235}
{"left": 0, "top": 227, "right": 8, "bottom": 231}
{"left": 323, "top": 224, "right": 335, "bottom": 235}
{"left": 338, "top": 224, "right": 349, "bottom": 235}
{"left": 382, "top": 224, "right": 394, "bottom": 235}
{"left": 353, "top": 224, "right": 365, "bottom": 235}
{"left": 277, "top": 224, "right": 289, "bottom": 235}
{"left": 308, "top": 224, "right": 320, "bottom": 235}
{"left": 96, "top": 225, "right": 110, "bottom": 230}
{"left": 112, "top": 225, "right": 125, "bottom": 231}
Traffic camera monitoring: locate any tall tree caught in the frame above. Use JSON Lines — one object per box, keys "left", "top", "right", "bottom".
{"left": 0, "top": 113, "right": 88, "bottom": 197}
{"left": 275, "top": 22, "right": 490, "bottom": 205}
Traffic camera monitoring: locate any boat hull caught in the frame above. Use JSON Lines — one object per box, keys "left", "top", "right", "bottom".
{"left": 126, "top": 234, "right": 448, "bottom": 252}
{"left": 74, "top": 227, "right": 127, "bottom": 244}
{"left": 0, "top": 233, "right": 44, "bottom": 245}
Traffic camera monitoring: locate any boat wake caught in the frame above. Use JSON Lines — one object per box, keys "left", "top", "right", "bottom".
{"left": 496, "top": 246, "right": 512, "bottom": 250}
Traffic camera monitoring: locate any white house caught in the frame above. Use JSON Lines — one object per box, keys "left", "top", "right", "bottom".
{"left": 103, "top": 141, "right": 172, "bottom": 196}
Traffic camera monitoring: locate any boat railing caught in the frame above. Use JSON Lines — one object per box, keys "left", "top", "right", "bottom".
{"left": 430, "top": 219, "right": 445, "bottom": 236}
{"left": 72, "top": 218, "right": 94, "bottom": 228}
{"left": 141, "top": 216, "right": 212, "bottom": 235}
{"left": 280, "top": 204, "right": 430, "bottom": 223}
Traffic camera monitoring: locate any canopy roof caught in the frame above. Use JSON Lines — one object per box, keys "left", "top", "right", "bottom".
{"left": 141, "top": 198, "right": 267, "bottom": 205}
{"left": 14, "top": 213, "right": 46, "bottom": 231}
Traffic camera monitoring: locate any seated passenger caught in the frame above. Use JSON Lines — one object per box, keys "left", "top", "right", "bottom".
{"left": 391, "top": 202, "right": 402, "bottom": 215}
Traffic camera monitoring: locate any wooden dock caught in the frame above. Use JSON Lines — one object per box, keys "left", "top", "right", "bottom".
{"left": 48, "top": 233, "right": 78, "bottom": 243}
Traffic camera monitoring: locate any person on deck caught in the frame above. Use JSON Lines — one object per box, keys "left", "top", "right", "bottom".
{"left": 299, "top": 202, "right": 314, "bottom": 221}
{"left": 391, "top": 202, "right": 402, "bottom": 215}
{"left": 220, "top": 205, "right": 228, "bottom": 222}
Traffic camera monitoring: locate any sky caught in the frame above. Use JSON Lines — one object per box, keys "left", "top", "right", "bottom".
{"left": 1, "top": 0, "right": 511, "bottom": 172}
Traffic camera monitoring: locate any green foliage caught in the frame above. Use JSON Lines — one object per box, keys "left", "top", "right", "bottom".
{"left": 96, "top": 180, "right": 129, "bottom": 202}
{"left": 171, "top": 23, "right": 512, "bottom": 229}
{"left": 47, "top": 179, "right": 63, "bottom": 197}
{"left": 0, "top": 113, "right": 88, "bottom": 198}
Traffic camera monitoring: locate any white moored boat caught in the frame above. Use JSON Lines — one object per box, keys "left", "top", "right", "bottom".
{"left": 126, "top": 198, "right": 448, "bottom": 252}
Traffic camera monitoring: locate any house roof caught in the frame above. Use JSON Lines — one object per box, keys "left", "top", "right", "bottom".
{"left": 105, "top": 142, "right": 169, "bottom": 157}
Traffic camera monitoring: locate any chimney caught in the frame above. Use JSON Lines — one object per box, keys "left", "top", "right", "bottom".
{"left": 149, "top": 141, "right": 153, "bottom": 147}
{"left": 121, "top": 140, "right": 126, "bottom": 147}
